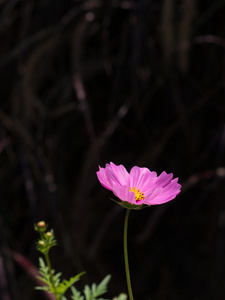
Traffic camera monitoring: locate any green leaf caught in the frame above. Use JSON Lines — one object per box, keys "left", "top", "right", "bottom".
{"left": 92, "top": 275, "right": 111, "bottom": 298}
{"left": 84, "top": 284, "right": 92, "bottom": 300}
{"left": 35, "top": 286, "right": 51, "bottom": 291}
{"left": 36, "top": 258, "right": 52, "bottom": 292}
{"left": 71, "top": 286, "right": 84, "bottom": 300}
{"left": 56, "top": 272, "right": 85, "bottom": 295}
{"left": 36, "top": 257, "right": 61, "bottom": 293}
{"left": 82, "top": 275, "right": 111, "bottom": 300}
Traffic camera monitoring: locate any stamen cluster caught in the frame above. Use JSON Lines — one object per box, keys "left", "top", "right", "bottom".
{"left": 129, "top": 187, "right": 145, "bottom": 201}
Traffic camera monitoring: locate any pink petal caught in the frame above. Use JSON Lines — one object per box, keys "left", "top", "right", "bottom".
{"left": 96, "top": 166, "right": 114, "bottom": 191}
{"left": 155, "top": 171, "right": 173, "bottom": 188}
{"left": 144, "top": 187, "right": 163, "bottom": 202}
{"left": 130, "top": 166, "right": 157, "bottom": 193}
{"left": 146, "top": 190, "right": 178, "bottom": 205}
{"left": 96, "top": 162, "right": 130, "bottom": 190}
{"left": 112, "top": 185, "right": 136, "bottom": 204}
{"left": 108, "top": 162, "right": 130, "bottom": 187}
{"left": 145, "top": 178, "right": 181, "bottom": 205}
{"left": 162, "top": 179, "right": 181, "bottom": 198}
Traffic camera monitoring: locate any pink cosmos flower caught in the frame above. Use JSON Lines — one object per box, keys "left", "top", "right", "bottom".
{"left": 97, "top": 162, "right": 181, "bottom": 208}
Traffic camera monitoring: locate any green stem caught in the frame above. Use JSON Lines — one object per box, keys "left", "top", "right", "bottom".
{"left": 124, "top": 209, "right": 134, "bottom": 300}
{"left": 44, "top": 252, "right": 59, "bottom": 300}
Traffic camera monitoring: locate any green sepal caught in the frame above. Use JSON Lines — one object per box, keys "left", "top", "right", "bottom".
{"left": 109, "top": 198, "right": 146, "bottom": 210}
{"left": 121, "top": 201, "right": 145, "bottom": 210}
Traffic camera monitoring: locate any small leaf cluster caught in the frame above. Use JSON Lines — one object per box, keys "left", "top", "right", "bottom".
{"left": 71, "top": 275, "right": 127, "bottom": 300}
{"left": 36, "top": 257, "right": 84, "bottom": 299}
{"left": 35, "top": 221, "right": 127, "bottom": 300}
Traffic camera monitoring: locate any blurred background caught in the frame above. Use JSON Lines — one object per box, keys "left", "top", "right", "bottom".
{"left": 0, "top": 0, "right": 225, "bottom": 299}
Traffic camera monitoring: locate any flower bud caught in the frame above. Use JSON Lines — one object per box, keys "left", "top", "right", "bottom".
{"left": 37, "top": 221, "right": 46, "bottom": 228}
{"left": 38, "top": 240, "right": 45, "bottom": 246}
{"left": 45, "top": 232, "right": 52, "bottom": 238}
{"left": 35, "top": 221, "right": 47, "bottom": 233}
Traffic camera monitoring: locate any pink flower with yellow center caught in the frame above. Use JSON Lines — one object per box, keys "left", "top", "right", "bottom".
{"left": 97, "top": 162, "right": 181, "bottom": 209}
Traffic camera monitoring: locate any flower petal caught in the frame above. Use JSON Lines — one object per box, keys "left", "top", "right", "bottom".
{"left": 112, "top": 185, "right": 137, "bottom": 204}
{"left": 106, "top": 162, "right": 130, "bottom": 186}
{"left": 145, "top": 178, "right": 181, "bottom": 205}
{"left": 96, "top": 166, "right": 114, "bottom": 191}
{"left": 144, "top": 187, "right": 163, "bottom": 203}
{"left": 130, "top": 166, "right": 157, "bottom": 193}
{"left": 155, "top": 171, "right": 173, "bottom": 188}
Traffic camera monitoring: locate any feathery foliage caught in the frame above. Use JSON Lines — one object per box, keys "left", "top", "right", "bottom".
{"left": 35, "top": 222, "right": 127, "bottom": 300}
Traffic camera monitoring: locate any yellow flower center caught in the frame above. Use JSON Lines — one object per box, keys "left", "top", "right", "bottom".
{"left": 129, "top": 187, "right": 145, "bottom": 201}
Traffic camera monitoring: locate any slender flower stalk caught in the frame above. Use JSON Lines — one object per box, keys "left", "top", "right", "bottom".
{"left": 124, "top": 209, "right": 133, "bottom": 300}
{"left": 97, "top": 162, "right": 182, "bottom": 299}
{"left": 44, "top": 252, "right": 59, "bottom": 299}
{"left": 35, "top": 222, "right": 60, "bottom": 300}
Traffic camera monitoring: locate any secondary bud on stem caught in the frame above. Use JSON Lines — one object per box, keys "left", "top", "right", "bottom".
{"left": 45, "top": 232, "right": 52, "bottom": 238}
{"left": 37, "top": 239, "right": 48, "bottom": 254}
{"left": 35, "top": 221, "right": 47, "bottom": 233}
{"left": 37, "top": 221, "right": 46, "bottom": 228}
{"left": 38, "top": 240, "right": 46, "bottom": 246}
{"left": 35, "top": 224, "right": 57, "bottom": 254}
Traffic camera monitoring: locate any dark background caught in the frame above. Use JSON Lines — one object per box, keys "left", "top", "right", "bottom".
{"left": 0, "top": 0, "right": 225, "bottom": 299}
